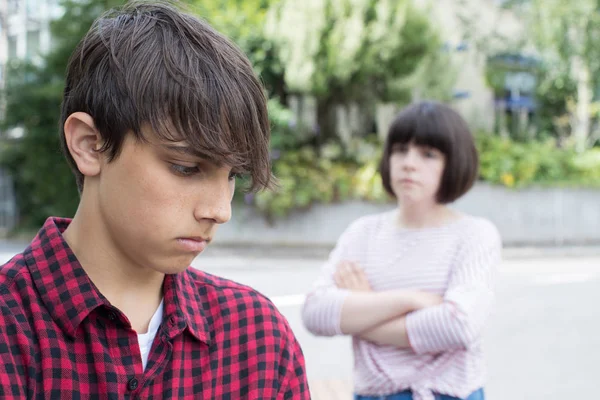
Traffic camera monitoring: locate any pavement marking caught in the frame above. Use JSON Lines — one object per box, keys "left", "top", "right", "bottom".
{"left": 530, "top": 272, "right": 600, "bottom": 286}
{"left": 271, "top": 294, "right": 306, "bottom": 308}
{"left": 268, "top": 272, "right": 600, "bottom": 307}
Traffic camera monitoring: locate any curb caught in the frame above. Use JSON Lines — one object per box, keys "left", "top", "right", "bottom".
{"left": 202, "top": 243, "right": 600, "bottom": 261}
{"left": 3, "top": 240, "right": 600, "bottom": 261}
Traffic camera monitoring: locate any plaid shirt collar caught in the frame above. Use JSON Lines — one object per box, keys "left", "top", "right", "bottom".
{"left": 24, "top": 217, "right": 210, "bottom": 343}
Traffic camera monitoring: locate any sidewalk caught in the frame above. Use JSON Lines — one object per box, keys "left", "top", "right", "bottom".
{"left": 3, "top": 238, "right": 600, "bottom": 262}
{"left": 310, "top": 379, "right": 352, "bottom": 400}
{"left": 203, "top": 243, "right": 600, "bottom": 260}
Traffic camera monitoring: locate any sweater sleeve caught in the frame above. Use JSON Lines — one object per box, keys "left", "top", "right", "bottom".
{"left": 301, "top": 216, "right": 373, "bottom": 336}
{"left": 405, "top": 219, "right": 502, "bottom": 354}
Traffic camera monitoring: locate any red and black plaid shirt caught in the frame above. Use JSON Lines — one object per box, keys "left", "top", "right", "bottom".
{"left": 0, "top": 218, "right": 309, "bottom": 399}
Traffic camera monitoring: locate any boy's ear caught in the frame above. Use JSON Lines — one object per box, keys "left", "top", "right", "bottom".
{"left": 63, "top": 112, "right": 104, "bottom": 178}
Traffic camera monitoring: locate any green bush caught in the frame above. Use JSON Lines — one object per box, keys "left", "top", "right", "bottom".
{"left": 244, "top": 138, "right": 388, "bottom": 222}
{"left": 242, "top": 133, "right": 600, "bottom": 221}
{"left": 476, "top": 134, "right": 600, "bottom": 188}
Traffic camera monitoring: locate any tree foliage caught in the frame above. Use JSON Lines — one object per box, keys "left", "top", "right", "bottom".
{"left": 0, "top": 0, "right": 124, "bottom": 229}
{"left": 1, "top": 0, "right": 454, "bottom": 229}
{"left": 265, "top": 0, "right": 447, "bottom": 140}
{"left": 514, "top": 0, "right": 600, "bottom": 149}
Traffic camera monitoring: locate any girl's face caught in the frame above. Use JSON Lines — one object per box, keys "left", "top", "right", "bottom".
{"left": 389, "top": 140, "right": 446, "bottom": 206}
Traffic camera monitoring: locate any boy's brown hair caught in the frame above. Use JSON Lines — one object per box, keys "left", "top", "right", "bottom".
{"left": 60, "top": 0, "right": 272, "bottom": 192}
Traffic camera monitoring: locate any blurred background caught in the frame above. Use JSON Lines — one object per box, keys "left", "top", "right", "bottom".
{"left": 0, "top": 0, "right": 599, "bottom": 399}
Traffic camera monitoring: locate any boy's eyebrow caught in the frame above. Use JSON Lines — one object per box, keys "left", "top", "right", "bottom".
{"left": 163, "top": 144, "right": 202, "bottom": 157}
{"left": 162, "top": 144, "right": 229, "bottom": 167}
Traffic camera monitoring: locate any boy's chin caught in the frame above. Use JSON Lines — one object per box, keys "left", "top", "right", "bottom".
{"left": 155, "top": 258, "right": 198, "bottom": 275}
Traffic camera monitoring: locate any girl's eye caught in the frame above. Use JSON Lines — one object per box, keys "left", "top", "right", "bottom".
{"left": 170, "top": 164, "right": 200, "bottom": 176}
{"left": 422, "top": 147, "right": 439, "bottom": 158}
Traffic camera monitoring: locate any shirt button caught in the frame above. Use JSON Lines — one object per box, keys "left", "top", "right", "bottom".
{"left": 169, "top": 316, "right": 176, "bottom": 326}
{"left": 107, "top": 311, "right": 117, "bottom": 321}
{"left": 127, "top": 378, "right": 139, "bottom": 391}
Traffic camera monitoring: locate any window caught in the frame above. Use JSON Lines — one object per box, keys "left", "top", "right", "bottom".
{"left": 7, "top": 35, "right": 18, "bottom": 59}
{"left": 26, "top": 31, "right": 41, "bottom": 60}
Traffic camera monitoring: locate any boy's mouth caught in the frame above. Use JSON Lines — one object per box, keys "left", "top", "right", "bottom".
{"left": 176, "top": 237, "right": 209, "bottom": 253}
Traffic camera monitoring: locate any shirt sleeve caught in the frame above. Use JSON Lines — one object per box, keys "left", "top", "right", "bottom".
{"left": 0, "top": 297, "right": 27, "bottom": 398}
{"left": 301, "top": 217, "right": 370, "bottom": 337}
{"left": 405, "top": 219, "right": 502, "bottom": 355}
{"left": 276, "top": 327, "right": 311, "bottom": 400}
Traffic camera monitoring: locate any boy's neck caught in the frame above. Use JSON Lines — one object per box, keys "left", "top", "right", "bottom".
{"left": 62, "top": 200, "right": 165, "bottom": 333}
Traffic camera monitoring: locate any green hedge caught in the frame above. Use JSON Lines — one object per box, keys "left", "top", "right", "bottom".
{"left": 247, "top": 139, "right": 387, "bottom": 222}
{"left": 476, "top": 134, "right": 600, "bottom": 188}
{"left": 243, "top": 134, "right": 600, "bottom": 220}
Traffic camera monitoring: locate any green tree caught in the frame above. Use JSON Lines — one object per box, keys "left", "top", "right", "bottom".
{"left": 513, "top": 0, "right": 600, "bottom": 151}
{"left": 1, "top": 0, "right": 294, "bottom": 229}
{"left": 189, "top": 0, "right": 299, "bottom": 153}
{"left": 190, "top": 0, "right": 287, "bottom": 103}
{"left": 265, "top": 0, "right": 446, "bottom": 141}
{"left": 0, "top": 0, "right": 123, "bottom": 229}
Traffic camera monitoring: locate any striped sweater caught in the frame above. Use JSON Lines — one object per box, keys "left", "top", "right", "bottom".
{"left": 302, "top": 210, "right": 502, "bottom": 400}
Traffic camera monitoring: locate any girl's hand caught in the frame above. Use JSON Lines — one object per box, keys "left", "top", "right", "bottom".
{"left": 334, "top": 261, "right": 372, "bottom": 292}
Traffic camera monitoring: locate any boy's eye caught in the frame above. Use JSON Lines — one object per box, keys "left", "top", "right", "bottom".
{"left": 170, "top": 164, "right": 199, "bottom": 176}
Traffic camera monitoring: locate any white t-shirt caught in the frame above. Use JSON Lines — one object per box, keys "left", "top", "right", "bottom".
{"left": 137, "top": 299, "right": 164, "bottom": 370}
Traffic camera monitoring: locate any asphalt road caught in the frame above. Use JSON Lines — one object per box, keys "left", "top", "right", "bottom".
{"left": 2, "top": 242, "right": 599, "bottom": 400}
